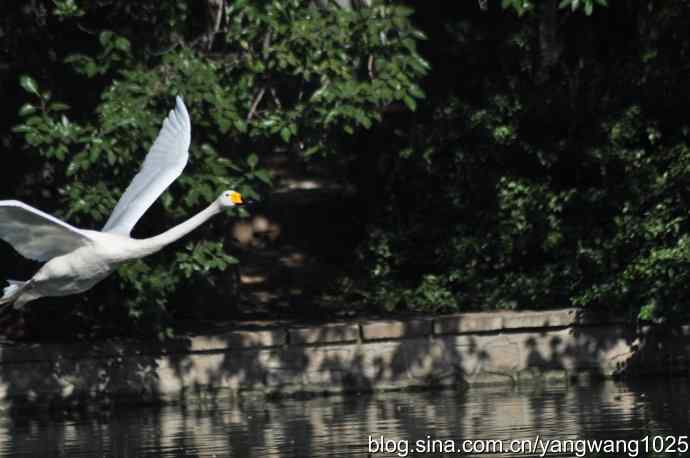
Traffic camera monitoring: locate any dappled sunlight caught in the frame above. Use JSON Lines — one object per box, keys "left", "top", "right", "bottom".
{"left": 1, "top": 308, "right": 687, "bottom": 410}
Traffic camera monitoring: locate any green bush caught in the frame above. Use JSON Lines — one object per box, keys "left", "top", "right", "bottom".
{"left": 346, "top": 2, "right": 690, "bottom": 323}
{"left": 8, "top": 0, "right": 428, "bottom": 336}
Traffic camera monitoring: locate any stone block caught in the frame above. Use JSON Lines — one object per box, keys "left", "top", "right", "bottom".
{"left": 190, "top": 329, "right": 286, "bottom": 352}
{"left": 288, "top": 323, "right": 359, "bottom": 345}
{"left": 502, "top": 309, "right": 577, "bottom": 329}
{"left": 360, "top": 319, "right": 431, "bottom": 341}
{"left": 433, "top": 313, "right": 503, "bottom": 335}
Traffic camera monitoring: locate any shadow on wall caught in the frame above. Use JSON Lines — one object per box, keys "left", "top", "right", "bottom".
{"left": 0, "top": 308, "right": 689, "bottom": 453}
{"left": 0, "top": 338, "right": 188, "bottom": 406}
{"left": 2, "top": 310, "right": 687, "bottom": 401}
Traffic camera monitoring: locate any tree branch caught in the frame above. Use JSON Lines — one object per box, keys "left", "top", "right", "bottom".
{"left": 203, "top": 0, "right": 224, "bottom": 51}
{"left": 247, "top": 88, "right": 266, "bottom": 122}
{"left": 270, "top": 87, "right": 283, "bottom": 110}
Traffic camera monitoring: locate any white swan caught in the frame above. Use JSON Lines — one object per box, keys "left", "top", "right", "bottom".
{"left": 0, "top": 96, "right": 244, "bottom": 310}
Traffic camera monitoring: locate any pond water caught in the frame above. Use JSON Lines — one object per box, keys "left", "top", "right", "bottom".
{"left": 1, "top": 378, "right": 688, "bottom": 457}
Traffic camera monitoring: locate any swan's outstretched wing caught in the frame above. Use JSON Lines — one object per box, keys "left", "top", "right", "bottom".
{"left": 0, "top": 200, "right": 94, "bottom": 261}
{"left": 102, "top": 96, "right": 191, "bottom": 235}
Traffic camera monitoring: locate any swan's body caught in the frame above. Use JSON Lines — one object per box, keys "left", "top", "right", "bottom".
{"left": 0, "top": 97, "right": 244, "bottom": 310}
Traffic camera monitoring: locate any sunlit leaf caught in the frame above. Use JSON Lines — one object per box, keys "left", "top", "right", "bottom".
{"left": 19, "top": 75, "right": 39, "bottom": 95}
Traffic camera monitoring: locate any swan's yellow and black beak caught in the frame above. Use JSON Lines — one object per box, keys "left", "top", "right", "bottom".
{"left": 229, "top": 191, "right": 244, "bottom": 205}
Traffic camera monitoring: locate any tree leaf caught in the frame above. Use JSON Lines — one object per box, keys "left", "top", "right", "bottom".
{"left": 254, "top": 169, "right": 272, "bottom": 184}
{"left": 403, "top": 95, "right": 417, "bottom": 111}
{"left": 247, "top": 153, "right": 259, "bottom": 168}
{"left": 49, "top": 102, "right": 70, "bottom": 111}
{"left": 19, "top": 75, "right": 39, "bottom": 95}
{"left": 19, "top": 103, "right": 36, "bottom": 116}
{"left": 99, "top": 30, "right": 114, "bottom": 47}
{"left": 280, "top": 127, "right": 291, "bottom": 142}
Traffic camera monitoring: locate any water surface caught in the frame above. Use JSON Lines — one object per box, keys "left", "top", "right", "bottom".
{"left": 1, "top": 379, "right": 688, "bottom": 457}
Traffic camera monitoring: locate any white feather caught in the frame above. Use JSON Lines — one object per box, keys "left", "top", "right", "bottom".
{"left": 0, "top": 280, "right": 26, "bottom": 305}
{"left": 0, "top": 200, "right": 93, "bottom": 261}
{"left": 102, "top": 96, "right": 191, "bottom": 235}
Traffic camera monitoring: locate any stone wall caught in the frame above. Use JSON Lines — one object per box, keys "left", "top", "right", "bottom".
{"left": 0, "top": 308, "right": 688, "bottom": 407}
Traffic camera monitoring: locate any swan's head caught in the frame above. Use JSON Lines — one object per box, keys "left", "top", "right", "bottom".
{"left": 217, "top": 190, "right": 244, "bottom": 208}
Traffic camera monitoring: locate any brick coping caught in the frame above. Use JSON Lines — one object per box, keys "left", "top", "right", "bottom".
{"left": 0, "top": 307, "right": 634, "bottom": 362}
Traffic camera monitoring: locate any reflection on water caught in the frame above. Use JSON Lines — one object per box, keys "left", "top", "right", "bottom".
{"left": 1, "top": 379, "right": 688, "bottom": 457}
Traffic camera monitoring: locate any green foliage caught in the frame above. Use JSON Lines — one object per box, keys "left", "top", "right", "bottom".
{"left": 502, "top": 0, "right": 607, "bottom": 16}
{"left": 218, "top": 0, "right": 428, "bottom": 156}
{"left": 7, "top": 0, "right": 427, "bottom": 335}
{"left": 345, "top": 1, "right": 690, "bottom": 322}
{"left": 569, "top": 106, "right": 690, "bottom": 321}
{"left": 52, "top": 0, "right": 85, "bottom": 19}
{"left": 351, "top": 227, "right": 458, "bottom": 314}
{"left": 10, "top": 0, "right": 690, "bottom": 329}
{"left": 558, "top": 0, "right": 608, "bottom": 16}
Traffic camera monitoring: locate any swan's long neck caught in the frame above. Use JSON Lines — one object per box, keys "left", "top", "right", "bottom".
{"left": 137, "top": 203, "right": 221, "bottom": 256}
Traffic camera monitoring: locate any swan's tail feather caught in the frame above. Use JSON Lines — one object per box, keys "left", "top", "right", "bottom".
{"left": 0, "top": 280, "right": 26, "bottom": 305}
